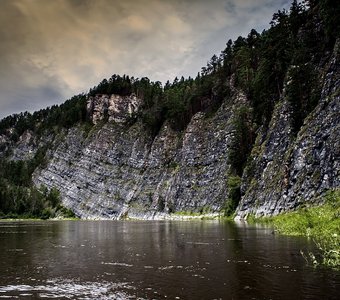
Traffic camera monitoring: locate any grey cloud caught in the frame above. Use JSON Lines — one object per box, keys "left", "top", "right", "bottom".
{"left": 0, "top": 0, "right": 291, "bottom": 119}
{"left": 0, "top": 84, "right": 65, "bottom": 118}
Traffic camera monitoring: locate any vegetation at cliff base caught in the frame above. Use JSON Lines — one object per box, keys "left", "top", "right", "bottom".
{"left": 249, "top": 190, "right": 340, "bottom": 269}
{"left": 0, "top": 153, "right": 75, "bottom": 219}
{"left": 0, "top": 183, "right": 75, "bottom": 220}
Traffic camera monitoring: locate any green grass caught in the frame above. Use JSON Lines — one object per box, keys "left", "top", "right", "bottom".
{"left": 173, "top": 205, "right": 214, "bottom": 216}
{"left": 173, "top": 211, "right": 202, "bottom": 216}
{"left": 171, "top": 209, "right": 220, "bottom": 220}
{"left": 249, "top": 190, "right": 340, "bottom": 269}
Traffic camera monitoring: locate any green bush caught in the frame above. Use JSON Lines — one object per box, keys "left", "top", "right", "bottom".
{"left": 57, "top": 205, "right": 77, "bottom": 218}
{"left": 224, "top": 175, "right": 241, "bottom": 216}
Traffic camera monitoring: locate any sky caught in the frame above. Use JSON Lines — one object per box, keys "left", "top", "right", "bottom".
{"left": 0, "top": 0, "right": 291, "bottom": 119}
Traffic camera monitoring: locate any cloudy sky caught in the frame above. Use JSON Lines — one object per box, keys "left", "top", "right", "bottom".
{"left": 0, "top": 0, "right": 291, "bottom": 119}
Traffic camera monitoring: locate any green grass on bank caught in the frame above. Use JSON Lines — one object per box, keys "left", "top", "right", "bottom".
{"left": 248, "top": 190, "right": 340, "bottom": 269}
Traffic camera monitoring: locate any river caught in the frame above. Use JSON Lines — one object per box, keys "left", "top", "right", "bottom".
{"left": 0, "top": 220, "right": 338, "bottom": 299}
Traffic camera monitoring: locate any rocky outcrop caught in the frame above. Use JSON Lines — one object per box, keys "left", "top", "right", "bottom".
{"left": 0, "top": 134, "right": 10, "bottom": 158}
{"left": 0, "top": 130, "right": 40, "bottom": 160}
{"left": 87, "top": 94, "right": 142, "bottom": 124}
{"left": 11, "top": 130, "right": 37, "bottom": 161}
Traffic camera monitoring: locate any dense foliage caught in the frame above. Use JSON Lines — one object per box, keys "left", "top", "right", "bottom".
{"left": 0, "top": 0, "right": 337, "bottom": 218}
{"left": 0, "top": 94, "right": 88, "bottom": 218}
{"left": 0, "top": 147, "right": 75, "bottom": 219}
{"left": 0, "top": 94, "right": 89, "bottom": 143}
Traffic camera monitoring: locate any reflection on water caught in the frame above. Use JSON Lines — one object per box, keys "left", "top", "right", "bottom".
{"left": 0, "top": 220, "right": 339, "bottom": 299}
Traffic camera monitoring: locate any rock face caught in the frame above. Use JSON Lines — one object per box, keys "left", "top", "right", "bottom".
{"left": 11, "top": 130, "right": 37, "bottom": 161}
{"left": 87, "top": 94, "right": 142, "bottom": 124}
{"left": 32, "top": 91, "right": 242, "bottom": 219}
{"left": 235, "top": 39, "right": 340, "bottom": 218}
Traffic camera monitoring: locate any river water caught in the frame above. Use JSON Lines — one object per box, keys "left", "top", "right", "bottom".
{"left": 0, "top": 220, "right": 338, "bottom": 299}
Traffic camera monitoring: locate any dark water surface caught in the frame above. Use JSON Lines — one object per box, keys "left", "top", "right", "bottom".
{"left": 0, "top": 220, "right": 338, "bottom": 299}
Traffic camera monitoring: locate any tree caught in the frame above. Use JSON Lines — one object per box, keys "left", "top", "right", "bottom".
{"left": 228, "top": 106, "right": 254, "bottom": 176}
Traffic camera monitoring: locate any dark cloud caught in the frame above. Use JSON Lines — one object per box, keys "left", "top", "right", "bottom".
{"left": 0, "top": 85, "right": 65, "bottom": 118}
{"left": 0, "top": 0, "right": 291, "bottom": 119}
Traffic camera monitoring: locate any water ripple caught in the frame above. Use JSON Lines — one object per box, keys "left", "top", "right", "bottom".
{"left": 0, "top": 278, "right": 142, "bottom": 299}
{"left": 101, "top": 262, "right": 133, "bottom": 267}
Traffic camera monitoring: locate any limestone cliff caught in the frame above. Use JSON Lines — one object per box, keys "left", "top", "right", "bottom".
{"left": 30, "top": 36, "right": 339, "bottom": 220}
{"left": 236, "top": 40, "right": 340, "bottom": 218}
{"left": 87, "top": 93, "right": 142, "bottom": 124}
{"left": 31, "top": 91, "right": 242, "bottom": 219}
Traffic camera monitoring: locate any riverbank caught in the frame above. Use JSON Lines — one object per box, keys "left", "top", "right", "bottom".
{"left": 247, "top": 190, "right": 340, "bottom": 269}
{"left": 127, "top": 211, "right": 221, "bottom": 221}
{"left": 0, "top": 217, "right": 79, "bottom": 222}
{"left": 0, "top": 211, "right": 221, "bottom": 221}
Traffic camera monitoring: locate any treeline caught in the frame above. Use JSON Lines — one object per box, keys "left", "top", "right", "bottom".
{"left": 88, "top": 71, "right": 227, "bottom": 133}
{"left": 219, "top": 0, "right": 333, "bottom": 131}
{"left": 88, "top": 1, "right": 336, "bottom": 136}
{"left": 0, "top": 94, "right": 89, "bottom": 143}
